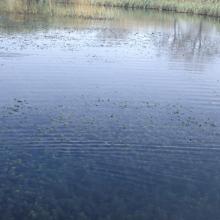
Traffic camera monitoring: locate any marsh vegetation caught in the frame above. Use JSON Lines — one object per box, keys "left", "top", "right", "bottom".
{"left": 1, "top": 0, "right": 220, "bottom": 17}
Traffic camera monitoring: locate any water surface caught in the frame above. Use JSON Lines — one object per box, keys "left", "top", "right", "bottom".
{"left": 0, "top": 5, "right": 220, "bottom": 220}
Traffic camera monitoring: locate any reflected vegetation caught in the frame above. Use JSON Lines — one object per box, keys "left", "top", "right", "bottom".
{"left": 155, "top": 16, "right": 220, "bottom": 65}
{"left": 1, "top": 3, "right": 220, "bottom": 65}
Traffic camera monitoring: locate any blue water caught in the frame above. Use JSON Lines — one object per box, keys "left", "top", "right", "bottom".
{"left": 0, "top": 8, "right": 220, "bottom": 220}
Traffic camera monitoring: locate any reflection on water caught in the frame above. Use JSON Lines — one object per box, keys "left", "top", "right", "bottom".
{"left": 0, "top": 4, "right": 220, "bottom": 220}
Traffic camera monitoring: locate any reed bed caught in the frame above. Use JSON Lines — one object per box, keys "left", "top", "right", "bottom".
{"left": 90, "top": 0, "right": 220, "bottom": 17}
{"left": 0, "top": 0, "right": 114, "bottom": 20}
{"left": 1, "top": 0, "right": 220, "bottom": 17}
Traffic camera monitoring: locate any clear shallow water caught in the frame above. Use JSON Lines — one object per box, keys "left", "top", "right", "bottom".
{"left": 0, "top": 7, "right": 220, "bottom": 220}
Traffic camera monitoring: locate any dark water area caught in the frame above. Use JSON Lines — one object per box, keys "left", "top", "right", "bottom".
{"left": 1, "top": 6, "right": 220, "bottom": 220}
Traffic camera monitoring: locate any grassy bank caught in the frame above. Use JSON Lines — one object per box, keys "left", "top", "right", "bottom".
{"left": 89, "top": 0, "right": 220, "bottom": 17}
{"left": 1, "top": 0, "right": 220, "bottom": 18}
{"left": 0, "top": 0, "right": 114, "bottom": 20}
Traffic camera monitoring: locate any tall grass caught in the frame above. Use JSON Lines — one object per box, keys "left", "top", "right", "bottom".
{"left": 89, "top": 0, "right": 220, "bottom": 17}
{"left": 0, "top": 0, "right": 114, "bottom": 19}
{"left": 1, "top": 0, "right": 220, "bottom": 17}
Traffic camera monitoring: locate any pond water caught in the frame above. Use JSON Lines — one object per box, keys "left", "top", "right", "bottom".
{"left": 0, "top": 4, "right": 220, "bottom": 220}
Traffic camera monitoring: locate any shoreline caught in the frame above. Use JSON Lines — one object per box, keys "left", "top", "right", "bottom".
{"left": 1, "top": 0, "right": 220, "bottom": 18}
{"left": 88, "top": 0, "right": 220, "bottom": 18}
